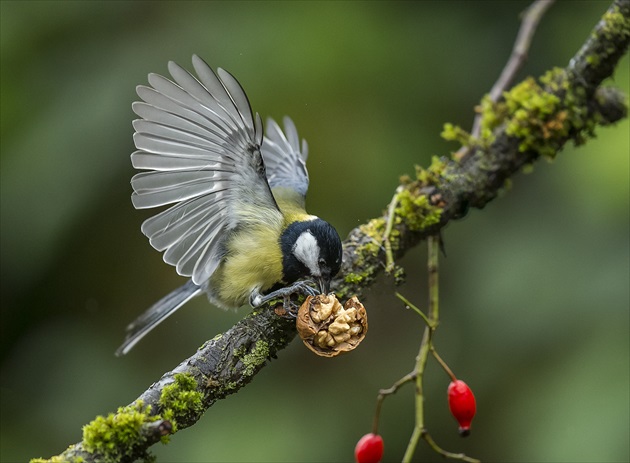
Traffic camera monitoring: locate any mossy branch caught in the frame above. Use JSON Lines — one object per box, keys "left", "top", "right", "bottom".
{"left": 333, "top": 0, "right": 628, "bottom": 297}
{"left": 32, "top": 310, "right": 296, "bottom": 463}
{"left": 34, "top": 1, "right": 628, "bottom": 462}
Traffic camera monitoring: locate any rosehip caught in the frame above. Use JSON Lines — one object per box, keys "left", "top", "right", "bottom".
{"left": 447, "top": 379, "right": 476, "bottom": 436}
{"left": 354, "top": 433, "right": 384, "bottom": 463}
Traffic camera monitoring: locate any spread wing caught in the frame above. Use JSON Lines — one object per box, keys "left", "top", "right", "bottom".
{"left": 131, "top": 55, "right": 282, "bottom": 285}
{"left": 260, "top": 116, "right": 310, "bottom": 199}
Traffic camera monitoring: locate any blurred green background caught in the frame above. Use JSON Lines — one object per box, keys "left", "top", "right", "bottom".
{"left": 1, "top": 1, "right": 628, "bottom": 462}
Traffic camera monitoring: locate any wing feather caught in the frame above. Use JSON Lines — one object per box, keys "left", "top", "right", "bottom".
{"left": 150, "top": 203, "right": 229, "bottom": 251}
{"left": 131, "top": 151, "right": 231, "bottom": 171}
{"left": 166, "top": 219, "right": 225, "bottom": 277}
{"left": 136, "top": 86, "right": 232, "bottom": 136}
{"left": 167, "top": 61, "right": 244, "bottom": 133}
{"left": 147, "top": 73, "right": 239, "bottom": 135}
{"left": 132, "top": 102, "right": 227, "bottom": 144}
{"left": 140, "top": 193, "right": 230, "bottom": 256}
{"left": 131, "top": 56, "right": 281, "bottom": 285}
{"left": 216, "top": 68, "right": 256, "bottom": 139}
{"left": 132, "top": 119, "right": 226, "bottom": 149}
{"left": 261, "top": 116, "right": 309, "bottom": 198}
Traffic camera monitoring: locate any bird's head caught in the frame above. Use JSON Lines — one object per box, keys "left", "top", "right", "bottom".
{"left": 281, "top": 218, "right": 342, "bottom": 293}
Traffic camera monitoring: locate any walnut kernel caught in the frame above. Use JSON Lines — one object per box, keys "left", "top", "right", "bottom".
{"left": 296, "top": 294, "right": 368, "bottom": 357}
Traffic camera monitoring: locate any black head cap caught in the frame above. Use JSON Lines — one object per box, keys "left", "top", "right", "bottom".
{"left": 280, "top": 218, "right": 342, "bottom": 292}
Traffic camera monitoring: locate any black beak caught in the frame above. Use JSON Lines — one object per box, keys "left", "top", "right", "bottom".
{"left": 318, "top": 276, "right": 330, "bottom": 294}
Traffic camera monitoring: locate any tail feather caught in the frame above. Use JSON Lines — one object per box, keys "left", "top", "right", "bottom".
{"left": 115, "top": 280, "right": 202, "bottom": 356}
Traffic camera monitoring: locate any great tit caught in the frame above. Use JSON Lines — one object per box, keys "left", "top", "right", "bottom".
{"left": 116, "top": 55, "right": 342, "bottom": 356}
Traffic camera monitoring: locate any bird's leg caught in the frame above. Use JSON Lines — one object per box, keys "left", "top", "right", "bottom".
{"left": 250, "top": 280, "right": 318, "bottom": 308}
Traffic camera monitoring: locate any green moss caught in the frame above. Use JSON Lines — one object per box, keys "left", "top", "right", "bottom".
{"left": 441, "top": 123, "right": 473, "bottom": 147}
{"left": 393, "top": 265, "right": 406, "bottom": 286}
{"left": 599, "top": 6, "right": 630, "bottom": 41}
{"left": 361, "top": 238, "right": 384, "bottom": 257}
{"left": 336, "top": 219, "right": 385, "bottom": 296}
{"left": 344, "top": 272, "right": 365, "bottom": 284}
{"left": 340, "top": 262, "right": 380, "bottom": 297}
{"left": 240, "top": 340, "right": 270, "bottom": 377}
{"left": 444, "top": 4, "right": 629, "bottom": 161}
{"left": 349, "top": 219, "right": 386, "bottom": 270}
{"left": 158, "top": 373, "right": 204, "bottom": 432}
{"left": 30, "top": 455, "right": 84, "bottom": 463}
{"left": 479, "top": 79, "right": 565, "bottom": 153}
{"left": 395, "top": 189, "right": 442, "bottom": 232}
{"left": 209, "top": 380, "right": 239, "bottom": 395}
{"left": 339, "top": 158, "right": 444, "bottom": 296}
{"left": 477, "top": 66, "right": 612, "bottom": 160}
{"left": 538, "top": 67, "right": 570, "bottom": 92}
{"left": 504, "top": 75, "right": 567, "bottom": 158}
{"left": 585, "top": 54, "right": 601, "bottom": 67}
{"left": 81, "top": 401, "right": 157, "bottom": 462}
{"left": 541, "top": 68, "right": 602, "bottom": 147}
{"left": 361, "top": 218, "right": 386, "bottom": 240}
{"left": 477, "top": 94, "right": 501, "bottom": 145}
{"left": 416, "top": 156, "right": 450, "bottom": 185}
{"left": 339, "top": 184, "right": 440, "bottom": 295}
{"left": 233, "top": 344, "right": 247, "bottom": 358}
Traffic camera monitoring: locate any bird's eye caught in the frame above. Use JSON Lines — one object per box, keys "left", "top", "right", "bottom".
{"left": 318, "top": 258, "right": 326, "bottom": 266}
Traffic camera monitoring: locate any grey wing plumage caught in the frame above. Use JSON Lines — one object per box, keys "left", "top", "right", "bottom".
{"left": 260, "top": 116, "right": 310, "bottom": 198}
{"left": 131, "top": 55, "right": 281, "bottom": 285}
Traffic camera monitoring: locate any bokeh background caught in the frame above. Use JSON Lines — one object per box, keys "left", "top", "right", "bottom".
{"left": 1, "top": 1, "right": 628, "bottom": 462}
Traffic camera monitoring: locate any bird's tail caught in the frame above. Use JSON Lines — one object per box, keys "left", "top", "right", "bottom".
{"left": 115, "top": 280, "right": 202, "bottom": 356}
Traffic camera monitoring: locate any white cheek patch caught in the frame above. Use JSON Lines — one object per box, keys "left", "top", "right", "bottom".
{"left": 293, "top": 230, "right": 321, "bottom": 276}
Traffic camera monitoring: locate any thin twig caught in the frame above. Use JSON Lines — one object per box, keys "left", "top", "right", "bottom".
{"left": 489, "top": 0, "right": 556, "bottom": 103}
{"left": 403, "top": 426, "right": 424, "bottom": 463}
{"left": 373, "top": 371, "right": 417, "bottom": 434}
{"left": 402, "top": 236, "right": 438, "bottom": 463}
{"left": 427, "top": 235, "right": 439, "bottom": 325}
{"left": 383, "top": 186, "right": 403, "bottom": 273}
{"left": 379, "top": 239, "right": 479, "bottom": 462}
{"left": 422, "top": 431, "right": 481, "bottom": 463}
{"left": 395, "top": 292, "right": 432, "bottom": 327}
{"left": 402, "top": 236, "right": 479, "bottom": 463}
{"left": 454, "top": 0, "right": 556, "bottom": 161}
{"left": 431, "top": 346, "right": 457, "bottom": 382}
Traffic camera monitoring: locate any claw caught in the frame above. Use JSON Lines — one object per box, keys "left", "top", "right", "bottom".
{"left": 249, "top": 280, "right": 319, "bottom": 308}
{"left": 281, "top": 295, "right": 299, "bottom": 317}
{"left": 297, "top": 281, "right": 318, "bottom": 297}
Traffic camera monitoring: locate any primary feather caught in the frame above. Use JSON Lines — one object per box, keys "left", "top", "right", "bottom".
{"left": 261, "top": 116, "right": 309, "bottom": 198}
{"left": 131, "top": 55, "right": 281, "bottom": 286}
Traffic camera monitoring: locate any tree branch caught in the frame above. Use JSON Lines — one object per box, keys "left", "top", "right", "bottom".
{"left": 335, "top": 0, "right": 628, "bottom": 297}
{"left": 457, "top": 0, "right": 556, "bottom": 160}
{"left": 490, "top": 0, "right": 557, "bottom": 102}
{"left": 34, "top": 1, "right": 629, "bottom": 462}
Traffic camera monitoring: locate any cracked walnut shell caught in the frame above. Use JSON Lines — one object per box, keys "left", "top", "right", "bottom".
{"left": 296, "top": 294, "right": 368, "bottom": 357}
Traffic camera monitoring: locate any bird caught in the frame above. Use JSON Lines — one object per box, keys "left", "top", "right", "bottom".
{"left": 115, "top": 55, "right": 343, "bottom": 356}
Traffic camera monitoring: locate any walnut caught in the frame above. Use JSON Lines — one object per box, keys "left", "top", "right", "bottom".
{"left": 296, "top": 294, "right": 368, "bottom": 357}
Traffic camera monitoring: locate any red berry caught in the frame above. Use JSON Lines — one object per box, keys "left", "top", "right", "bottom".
{"left": 354, "top": 433, "right": 384, "bottom": 463}
{"left": 448, "top": 379, "right": 476, "bottom": 436}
